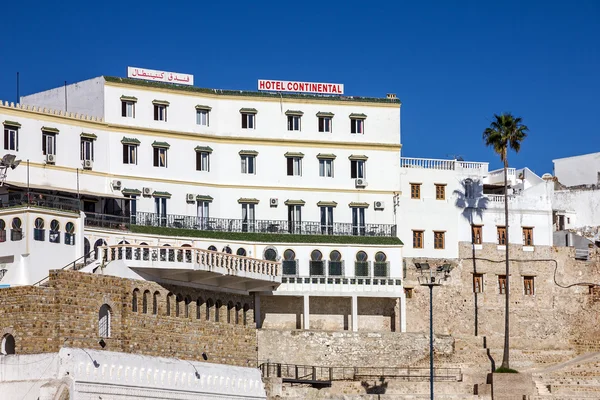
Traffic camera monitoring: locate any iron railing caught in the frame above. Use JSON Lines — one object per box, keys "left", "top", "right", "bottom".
{"left": 134, "top": 211, "right": 397, "bottom": 237}
{"left": 3, "top": 191, "right": 80, "bottom": 213}
{"left": 280, "top": 276, "right": 402, "bottom": 286}
{"left": 84, "top": 212, "right": 130, "bottom": 230}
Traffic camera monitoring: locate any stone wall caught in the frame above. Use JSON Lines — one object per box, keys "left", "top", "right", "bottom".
{"left": 403, "top": 243, "right": 600, "bottom": 353}
{"left": 257, "top": 330, "right": 453, "bottom": 367}
{"left": 0, "top": 270, "right": 257, "bottom": 367}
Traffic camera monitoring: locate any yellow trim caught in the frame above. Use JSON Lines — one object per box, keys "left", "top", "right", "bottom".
{"left": 105, "top": 81, "right": 402, "bottom": 108}
{"left": 21, "top": 162, "right": 399, "bottom": 195}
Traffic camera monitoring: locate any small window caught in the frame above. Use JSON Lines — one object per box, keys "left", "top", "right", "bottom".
{"left": 264, "top": 247, "right": 278, "bottom": 261}
{"left": 404, "top": 288, "right": 414, "bottom": 299}
{"left": 241, "top": 113, "right": 255, "bottom": 129}
{"left": 196, "top": 151, "right": 210, "bottom": 172}
{"left": 50, "top": 219, "right": 60, "bottom": 244}
{"left": 523, "top": 227, "right": 533, "bottom": 246}
{"left": 497, "top": 226, "right": 507, "bottom": 245}
{"left": 287, "top": 157, "right": 302, "bottom": 176}
{"left": 154, "top": 104, "right": 167, "bottom": 121}
{"left": 350, "top": 160, "right": 366, "bottom": 179}
{"left": 123, "top": 144, "right": 137, "bottom": 165}
{"left": 350, "top": 118, "right": 364, "bottom": 134}
{"left": 498, "top": 275, "right": 507, "bottom": 294}
{"left": 132, "top": 289, "right": 139, "bottom": 312}
{"left": 524, "top": 276, "right": 535, "bottom": 295}
{"left": 412, "top": 230, "right": 423, "bottom": 249}
{"left": 241, "top": 155, "right": 256, "bottom": 174}
{"left": 142, "top": 290, "right": 150, "bottom": 314}
{"left": 208, "top": 245, "right": 217, "bottom": 251}
{"left": 473, "top": 273, "right": 483, "bottom": 293}
{"left": 355, "top": 250, "right": 369, "bottom": 277}
{"left": 434, "top": 231, "right": 445, "bottom": 249}
{"left": 153, "top": 147, "right": 168, "bottom": 168}
{"left": 98, "top": 304, "right": 111, "bottom": 338}
{"left": 435, "top": 184, "right": 446, "bottom": 200}
{"left": 196, "top": 109, "right": 209, "bottom": 126}
{"left": 328, "top": 250, "right": 343, "bottom": 276}
{"left": 309, "top": 249, "right": 324, "bottom": 276}
{"left": 287, "top": 115, "right": 301, "bottom": 131}
{"left": 33, "top": 218, "right": 45, "bottom": 241}
{"left": 282, "top": 249, "right": 297, "bottom": 276}
{"left": 4, "top": 125, "right": 19, "bottom": 151}
{"left": 152, "top": 291, "right": 160, "bottom": 315}
{"left": 11, "top": 218, "right": 22, "bottom": 241}
{"left": 319, "top": 159, "right": 334, "bottom": 177}
{"left": 121, "top": 101, "right": 135, "bottom": 118}
{"left": 1, "top": 333, "right": 15, "bottom": 355}
{"left": 411, "top": 184, "right": 421, "bottom": 199}
{"left": 236, "top": 248, "right": 247, "bottom": 257}
{"left": 81, "top": 138, "right": 94, "bottom": 161}
{"left": 318, "top": 116, "right": 332, "bottom": 133}
{"left": 42, "top": 131, "right": 56, "bottom": 156}
{"left": 0, "top": 219, "right": 6, "bottom": 243}
{"left": 65, "top": 222, "right": 75, "bottom": 245}
{"left": 472, "top": 225, "right": 483, "bottom": 245}
{"left": 374, "top": 251, "right": 388, "bottom": 277}
{"left": 223, "top": 246, "right": 232, "bottom": 254}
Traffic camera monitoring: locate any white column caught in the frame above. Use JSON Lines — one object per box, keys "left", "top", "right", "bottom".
{"left": 303, "top": 295, "right": 310, "bottom": 330}
{"left": 351, "top": 295, "right": 358, "bottom": 332}
{"left": 254, "top": 293, "right": 262, "bottom": 328}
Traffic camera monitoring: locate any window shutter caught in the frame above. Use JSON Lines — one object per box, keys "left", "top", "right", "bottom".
{"left": 153, "top": 148, "right": 159, "bottom": 167}
{"left": 287, "top": 158, "right": 293, "bottom": 176}
{"left": 3, "top": 130, "right": 7, "bottom": 150}
{"left": 241, "top": 114, "right": 247, "bottom": 129}
{"left": 196, "top": 152, "right": 201, "bottom": 171}
{"left": 122, "top": 145, "right": 128, "bottom": 164}
{"left": 153, "top": 105, "right": 158, "bottom": 120}
{"left": 351, "top": 161, "right": 357, "bottom": 178}
{"left": 42, "top": 134, "right": 47, "bottom": 154}
{"left": 121, "top": 101, "right": 127, "bottom": 117}
{"left": 318, "top": 118, "right": 324, "bottom": 132}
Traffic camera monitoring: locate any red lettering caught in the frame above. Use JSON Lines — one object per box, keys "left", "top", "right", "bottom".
{"left": 288, "top": 82, "right": 293, "bottom": 91}
{"left": 338, "top": 84, "right": 343, "bottom": 94}
{"left": 327, "top": 84, "right": 333, "bottom": 92}
{"left": 259, "top": 80, "right": 265, "bottom": 89}
{"left": 299, "top": 83, "right": 304, "bottom": 92}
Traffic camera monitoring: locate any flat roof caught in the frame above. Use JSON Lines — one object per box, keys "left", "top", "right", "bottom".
{"left": 104, "top": 76, "right": 401, "bottom": 105}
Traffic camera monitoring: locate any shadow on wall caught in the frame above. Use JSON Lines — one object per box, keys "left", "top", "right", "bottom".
{"left": 361, "top": 377, "right": 388, "bottom": 394}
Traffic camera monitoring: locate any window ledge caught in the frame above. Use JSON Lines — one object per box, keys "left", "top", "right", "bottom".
{"left": 523, "top": 246, "right": 535, "bottom": 252}
{"left": 497, "top": 245, "right": 506, "bottom": 251}
{"left": 473, "top": 244, "right": 483, "bottom": 250}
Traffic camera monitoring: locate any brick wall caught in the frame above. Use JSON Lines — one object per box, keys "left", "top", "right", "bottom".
{"left": 0, "top": 270, "right": 257, "bottom": 367}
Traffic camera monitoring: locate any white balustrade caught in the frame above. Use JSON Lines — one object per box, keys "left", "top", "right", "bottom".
{"left": 400, "top": 157, "right": 456, "bottom": 170}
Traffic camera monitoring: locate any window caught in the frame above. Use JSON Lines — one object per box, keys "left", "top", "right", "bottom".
{"left": 350, "top": 160, "right": 366, "bottom": 179}
{"left": 287, "top": 157, "right": 302, "bottom": 176}
{"left": 122, "top": 144, "right": 137, "bottom": 164}
{"left": 236, "top": 248, "right": 247, "bottom": 257}
{"left": 351, "top": 207, "right": 366, "bottom": 236}
{"left": 153, "top": 292, "right": 160, "bottom": 314}
{"left": 524, "top": 276, "right": 534, "bottom": 295}
{"left": 435, "top": 184, "right": 446, "bottom": 200}
{"left": 65, "top": 222, "right": 75, "bottom": 245}
{"left": 465, "top": 178, "right": 475, "bottom": 198}
{"left": 155, "top": 197, "right": 168, "bottom": 226}
{"left": 498, "top": 275, "right": 507, "bottom": 294}
{"left": 124, "top": 194, "right": 137, "bottom": 225}
{"left": 197, "top": 200, "right": 210, "bottom": 228}
{"left": 309, "top": 250, "right": 324, "bottom": 276}
{"left": 98, "top": 304, "right": 111, "bottom": 337}
{"left": 241, "top": 113, "right": 255, "bottom": 129}
{"left": 264, "top": 247, "right": 278, "bottom": 261}
{"left": 411, "top": 184, "right": 421, "bottom": 199}
{"left": 196, "top": 151, "right": 210, "bottom": 171}
{"left": 241, "top": 155, "right": 256, "bottom": 174}
{"left": 196, "top": 109, "right": 209, "bottom": 126}
{"left": 318, "top": 116, "right": 332, "bottom": 133}
{"left": 350, "top": 118, "right": 364, "bottom": 134}
{"left": 132, "top": 289, "right": 139, "bottom": 312}
{"left": 287, "top": 115, "right": 301, "bottom": 131}
{"left": 497, "top": 226, "right": 507, "bottom": 245}
{"left": 42, "top": 131, "right": 56, "bottom": 156}
{"left": 4, "top": 125, "right": 19, "bottom": 151}
{"left": 143, "top": 290, "right": 149, "bottom": 314}
{"left": 121, "top": 100, "right": 135, "bottom": 118}
{"left": 241, "top": 203, "right": 255, "bottom": 232}
{"left": 523, "top": 227, "right": 534, "bottom": 246}
{"left": 319, "top": 159, "right": 334, "bottom": 177}
{"left": 473, "top": 273, "right": 483, "bottom": 293}
{"left": 320, "top": 206, "right": 334, "bottom": 234}
{"left": 434, "top": 231, "right": 445, "bottom": 249}
{"left": 1, "top": 333, "right": 15, "bottom": 355}
{"left": 0, "top": 219, "right": 6, "bottom": 243}
{"left": 412, "top": 230, "right": 423, "bottom": 248}
{"left": 81, "top": 138, "right": 94, "bottom": 161}
{"left": 48, "top": 220, "right": 60, "bottom": 244}
{"left": 154, "top": 104, "right": 167, "bottom": 121}
{"left": 374, "top": 252, "right": 388, "bottom": 277}
{"left": 404, "top": 288, "right": 414, "bottom": 299}
{"left": 472, "top": 225, "right": 482, "bottom": 245}
{"left": 11, "top": 218, "right": 23, "bottom": 241}
{"left": 153, "top": 147, "right": 168, "bottom": 167}
{"left": 288, "top": 204, "right": 302, "bottom": 234}
{"left": 33, "top": 218, "right": 45, "bottom": 241}
{"left": 355, "top": 251, "right": 369, "bottom": 277}
{"left": 329, "top": 250, "right": 343, "bottom": 276}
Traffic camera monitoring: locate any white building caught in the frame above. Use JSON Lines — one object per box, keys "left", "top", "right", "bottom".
{"left": 553, "top": 152, "right": 600, "bottom": 187}
{"left": 0, "top": 73, "right": 404, "bottom": 332}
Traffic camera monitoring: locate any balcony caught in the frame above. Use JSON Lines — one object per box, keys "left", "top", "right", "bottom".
{"left": 1, "top": 191, "right": 80, "bottom": 213}
{"left": 276, "top": 275, "right": 402, "bottom": 296}
{"left": 400, "top": 157, "right": 488, "bottom": 175}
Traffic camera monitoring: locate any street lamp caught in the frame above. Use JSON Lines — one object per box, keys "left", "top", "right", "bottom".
{"left": 416, "top": 262, "right": 452, "bottom": 400}
{"left": 0, "top": 154, "right": 21, "bottom": 186}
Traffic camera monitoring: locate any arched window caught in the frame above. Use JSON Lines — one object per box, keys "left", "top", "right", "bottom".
{"left": 166, "top": 292, "right": 173, "bottom": 316}
{"left": 49, "top": 219, "right": 60, "bottom": 244}
{"left": 235, "top": 302, "right": 242, "bottom": 325}
{"left": 11, "top": 218, "right": 22, "bottom": 241}
{"left": 175, "top": 294, "right": 183, "bottom": 317}
{"left": 65, "top": 222, "right": 75, "bottom": 245}
{"left": 223, "top": 246, "right": 232, "bottom": 254}
{"left": 206, "top": 298, "right": 214, "bottom": 321}
{"left": 329, "top": 250, "right": 343, "bottom": 276}
{"left": 94, "top": 239, "right": 107, "bottom": 260}
{"left": 282, "top": 249, "right": 297, "bottom": 276}
{"left": 99, "top": 304, "right": 111, "bottom": 338}
{"left": 153, "top": 291, "right": 160, "bottom": 315}
{"left": 142, "top": 290, "right": 150, "bottom": 314}
{"left": 184, "top": 296, "right": 191, "bottom": 318}
{"left": 84, "top": 237, "right": 91, "bottom": 257}
{"left": 132, "top": 289, "right": 139, "bottom": 312}
{"left": 465, "top": 178, "right": 474, "bottom": 198}
{"left": 215, "top": 300, "right": 222, "bottom": 322}
{"left": 0, "top": 219, "right": 6, "bottom": 242}
{"left": 264, "top": 247, "right": 277, "bottom": 261}
{"left": 196, "top": 297, "right": 204, "bottom": 320}
{"left": 310, "top": 249, "right": 324, "bottom": 276}
{"left": 374, "top": 252, "right": 388, "bottom": 277}
{"left": 1, "top": 334, "right": 15, "bottom": 355}
{"left": 33, "top": 218, "right": 45, "bottom": 241}
{"left": 118, "top": 240, "right": 131, "bottom": 260}
{"left": 243, "top": 304, "right": 250, "bottom": 326}
{"left": 355, "top": 251, "right": 369, "bottom": 277}
{"left": 227, "top": 301, "right": 234, "bottom": 323}
{"left": 236, "top": 248, "right": 247, "bottom": 257}
{"left": 208, "top": 245, "right": 217, "bottom": 252}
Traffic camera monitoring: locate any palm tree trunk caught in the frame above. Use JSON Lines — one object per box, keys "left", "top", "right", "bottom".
{"left": 500, "top": 156, "right": 510, "bottom": 369}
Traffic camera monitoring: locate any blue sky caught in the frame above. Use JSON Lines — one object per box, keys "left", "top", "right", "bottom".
{"left": 0, "top": 0, "right": 598, "bottom": 175}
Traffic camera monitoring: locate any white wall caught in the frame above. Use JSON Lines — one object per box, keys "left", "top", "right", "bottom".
{"left": 553, "top": 152, "right": 600, "bottom": 187}
{"left": 554, "top": 188, "right": 600, "bottom": 229}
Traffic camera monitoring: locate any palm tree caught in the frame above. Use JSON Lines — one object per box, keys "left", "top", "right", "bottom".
{"left": 483, "top": 113, "right": 528, "bottom": 370}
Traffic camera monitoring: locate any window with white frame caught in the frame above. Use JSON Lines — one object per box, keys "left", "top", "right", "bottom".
{"left": 241, "top": 203, "right": 256, "bottom": 232}
{"left": 196, "top": 108, "right": 210, "bottom": 126}
{"left": 287, "top": 114, "right": 301, "bottom": 131}
{"left": 241, "top": 154, "right": 256, "bottom": 174}
{"left": 196, "top": 151, "right": 210, "bottom": 171}
{"left": 350, "top": 117, "right": 365, "bottom": 134}
{"left": 153, "top": 147, "right": 168, "bottom": 168}
{"left": 197, "top": 200, "right": 210, "bottom": 228}
{"left": 4, "top": 124, "right": 19, "bottom": 151}
{"left": 153, "top": 101, "right": 168, "bottom": 121}
{"left": 80, "top": 138, "right": 94, "bottom": 161}
{"left": 351, "top": 207, "right": 366, "bottom": 236}
{"left": 318, "top": 114, "right": 333, "bottom": 133}
{"left": 350, "top": 159, "right": 366, "bottom": 179}
{"left": 319, "top": 159, "right": 334, "bottom": 177}
{"left": 287, "top": 157, "right": 302, "bottom": 176}
{"left": 42, "top": 131, "right": 56, "bottom": 156}
{"left": 240, "top": 109, "right": 256, "bottom": 129}
{"left": 123, "top": 144, "right": 137, "bottom": 164}
{"left": 320, "top": 205, "right": 334, "bottom": 234}
{"left": 121, "top": 100, "right": 135, "bottom": 118}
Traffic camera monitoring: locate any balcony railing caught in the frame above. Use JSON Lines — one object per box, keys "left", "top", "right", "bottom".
{"left": 84, "top": 212, "right": 130, "bottom": 230}
{"left": 400, "top": 157, "right": 488, "bottom": 174}
{"left": 2, "top": 191, "right": 80, "bottom": 213}
{"left": 134, "top": 211, "right": 397, "bottom": 237}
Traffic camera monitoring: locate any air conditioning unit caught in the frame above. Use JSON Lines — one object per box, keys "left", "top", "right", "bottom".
{"left": 112, "top": 180, "right": 122, "bottom": 189}
{"left": 83, "top": 159, "right": 93, "bottom": 170}
{"left": 143, "top": 187, "right": 153, "bottom": 196}
{"left": 374, "top": 201, "right": 385, "bottom": 210}
{"left": 355, "top": 178, "right": 367, "bottom": 188}
{"left": 186, "top": 193, "right": 195, "bottom": 202}
{"left": 46, "top": 154, "right": 56, "bottom": 164}
{"left": 270, "top": 198, "right": 278, "bottom": 207}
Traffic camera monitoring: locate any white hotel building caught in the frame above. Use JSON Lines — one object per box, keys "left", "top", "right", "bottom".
{"left": 0, "top": 75, "right": 405, "bottom": 332}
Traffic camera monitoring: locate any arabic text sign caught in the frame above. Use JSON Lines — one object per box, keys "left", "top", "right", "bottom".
{"left": 258, "top": 79, "right": 344, "bottom": 94}
{"left": 127, "top": 67, "right": 194, "bottom": 86}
